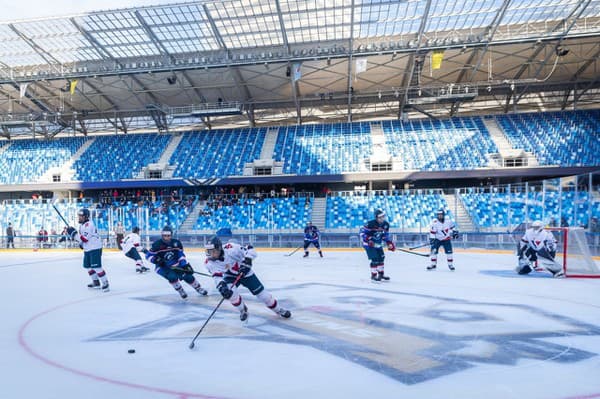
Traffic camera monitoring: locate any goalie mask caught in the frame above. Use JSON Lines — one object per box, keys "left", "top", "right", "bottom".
{"left": 531, "top": 220, "right": 544, "bottom": 232}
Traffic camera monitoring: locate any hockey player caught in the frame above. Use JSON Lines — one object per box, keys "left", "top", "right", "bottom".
{"left": 146, "top": 226, "right": 208, "bottom": 299}
{"left": 121, "top": 226, "right": 149, "bottom": 273}
{"left": 359, "top": 209, "right": 395, "bottom": 282}
{"left": 303, "top": 221, "right": 323, "bottom": 258}
{"left": 204, "top": 236, "right": 291, "bottom": 321}
{"left": 516, "top": 220, "right": 564, "bottom": 278}
{"left": 66, "top": 208, "right": 109, "bottom": 292}
{"left": 428, "top": 208, "right": 459, "bottom": 271}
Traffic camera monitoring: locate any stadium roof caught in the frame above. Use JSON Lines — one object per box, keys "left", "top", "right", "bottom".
{"left": 1, "top": 0, "right": 600, "bottom": 137}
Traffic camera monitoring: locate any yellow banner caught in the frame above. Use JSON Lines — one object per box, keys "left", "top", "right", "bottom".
{"left": 69, "top": 80, "right": 78, "bottom": 95}
{"left": 431, "top": 50, "right": 444, "bottom": 70}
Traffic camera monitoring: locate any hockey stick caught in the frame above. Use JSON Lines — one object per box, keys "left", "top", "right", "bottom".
{"left": 397, "top": 247, "right": 430, "bottom": 257}
{"left": 409, "top": 242, "right": 430, "bottom": 250}
{"left": 171, "top": 266, "right": 212, "bottom": 278}
{"left": 284, "top": 245, "right": 303, "bottom": 257}
{"left": 52, "top": 204, "right": 70, "bottom": 227}
{"left": 189, "top": 272, "right": 244, "bottom": 349}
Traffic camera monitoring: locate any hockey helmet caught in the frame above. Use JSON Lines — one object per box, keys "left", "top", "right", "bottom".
{"left": 205, "top": 236, "right": 223, "bottom": 259}
{"left": 161, "top": 225, "right": 173, "bottom": 239}
{"left": 531, "top": 220, "right": 544, "bottom": 232}
{"left": 132, "top": 226, "right": 140, "bottom": 234}
{"left": 77, "top": 208, "right": 90, "bottom": 220}
{"left": 436, "top": 208, "right": 445, "bottom": 221}
{"left": 374, "top": 209, "right": 386, "bottom": 219}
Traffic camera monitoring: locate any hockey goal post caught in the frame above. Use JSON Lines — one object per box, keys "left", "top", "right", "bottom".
{"left": 546, "top": 227, "right": 600, "bottom": 278}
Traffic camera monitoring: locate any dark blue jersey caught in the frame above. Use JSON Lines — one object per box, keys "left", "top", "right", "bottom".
{"left": 304, "top": 225, "right": 320, "bottom": 241}
{"left": 146, "top": 237, "right": 186, "bottom": 267}
{"left": 359, "top": 219, "right": 391, "bottom": 248}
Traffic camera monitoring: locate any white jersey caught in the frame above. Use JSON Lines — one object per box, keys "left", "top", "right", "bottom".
{"left": 75, "top": 220, "right": 103, "bottom": 252}
{"left": 204, "top": 241, "right": 258, "bottom": 285}
{"left": 520, "top": 228, "right": 557, "bottom": 252}
{"left": 121, "top": 232, "right": 141, "bottom": 253}
{"left": 429, "top": 218, "right": 457, "bottom": 241}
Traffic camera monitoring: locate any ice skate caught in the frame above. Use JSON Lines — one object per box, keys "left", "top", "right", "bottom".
{"left": 276, "top": 307, "right": 291, "bottom": 318}
{"left": 177, "top": 287, "right": 188, "bottom": 299}
{"left": 195, "top": 286, "right": 208, "bottom": 296}
{"left": 239, "top": 303, "right": 249, "bottom": 321}
{"left": 371, "top": 273, "right": 381, "bottom": 283}
{"left": 448, "top": 264, "right": 455, "bottom": 271}
{"left": 101, "top": 282, "right": 110, "bottom": 292}
{"left": 378, "top": 272, "right": 390, "bottom": 281}
{"left": 87, "top": 280, "right": 100, "bottom": 289}
{"left": 427, "top": 265, "right": 437, "bottom": 270}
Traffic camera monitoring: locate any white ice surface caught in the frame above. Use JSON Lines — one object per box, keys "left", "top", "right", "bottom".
{"left": 1, "top": 248, "right": 600, "bottom": 399}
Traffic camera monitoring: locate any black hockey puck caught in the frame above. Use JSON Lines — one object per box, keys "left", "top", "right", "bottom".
{"left": 128, "top": 349, "right": 136, "bottom": 354}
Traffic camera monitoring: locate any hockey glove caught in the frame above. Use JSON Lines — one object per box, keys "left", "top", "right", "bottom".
{"left": 387, "top": 241, "right": 396, "bottom": 252}
{"left": 451, "top": 230, "right": 460, "bottom": 239}
{"left": 66, "top": 226, "right": 77, "bottom": 240}
{"left": 178, "top": 263, "right": 194, "bottom": 274}
{"left": 217, "top": 281, "right": 233, "bottom": 299}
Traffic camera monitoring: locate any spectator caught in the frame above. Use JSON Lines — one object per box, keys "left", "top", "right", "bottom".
{"left": 114, "top": 221, "right": 125, "bottom": 250}
{"left": 6, "top": 223, "right": 15, "bottom": 249}
{"left": 37, "top": 227, "right": 48, "bottom": 248}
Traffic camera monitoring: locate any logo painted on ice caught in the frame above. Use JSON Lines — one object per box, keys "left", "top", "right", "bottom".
{"left": 92, "top": 283, "right": 599, "bottom": 385}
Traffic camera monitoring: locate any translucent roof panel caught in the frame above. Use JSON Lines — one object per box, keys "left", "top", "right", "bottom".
{"left": 205, "top": 0, "right": 283, "bottom": 49}
{"left": 1, "top": 0, "right": 600, "bottom": 69}
{"left": 356, "top": 0, "right": 424, "bottom": 38}
{"left": 139, "top": 5, "right": 221, "bottom": 53}
{"left": 76, "top": 12, "right": 162, "bottom": 58}
{"left": 503, "top": 0, "right": 582, "bottom": 26}
{"left": 424, "top": 0, "right": 500, "bottom": 33}
{"left": 0, "top": 24, "right": 49, "bottom": 67}
{"left": 15, "top": 19, "right": 103, "bottom": 63}
{"left": 282, "top": 0, "right": 353, "bottom": 43}
{"left": 581, "top": 0, "right": 600, "bottom": 18}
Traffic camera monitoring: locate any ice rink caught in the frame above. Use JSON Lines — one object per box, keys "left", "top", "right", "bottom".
{"left": 2, "top": 246, "right": 600, "bottom": 399}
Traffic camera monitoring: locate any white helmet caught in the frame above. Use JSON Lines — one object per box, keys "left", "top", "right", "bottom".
{"left": 531, "top": 220, "right": 544, "bottom": 231}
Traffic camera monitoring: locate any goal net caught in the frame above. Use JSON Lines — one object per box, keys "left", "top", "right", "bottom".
{"left": 546, "top": 227, "right": 600, "bottom": 278}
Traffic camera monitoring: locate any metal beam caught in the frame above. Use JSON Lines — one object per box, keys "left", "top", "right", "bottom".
{"left": 274, "top": 0, "right": 290, "bottom": 55}
{"left": 400, "top": 0, "right": 434, "bottom": 116}
{"left": 8, "top": 24, "right": 62, "bottom": 72}
{"left": 509, "top": 0, "right": 592, "bottom": 109}
{"left": 561, "top": 43, "right": 600, "bottom": 109}
{"left": 69, "top": 19, "right": 114, "bottom": 60}
{"left": 451, "top": 0, "right": 511, "bottom": 115}
{"left": 346, "top": 0, "right": 356, "bottom": 123}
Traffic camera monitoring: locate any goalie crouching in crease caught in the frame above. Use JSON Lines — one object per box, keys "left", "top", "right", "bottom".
{"left": 516, "top": 220, "right": 564, "bottom": 278}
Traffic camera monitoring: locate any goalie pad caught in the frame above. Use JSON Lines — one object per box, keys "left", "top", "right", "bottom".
{"left": 515, "top": 257, "right": 533, "bottom": 275}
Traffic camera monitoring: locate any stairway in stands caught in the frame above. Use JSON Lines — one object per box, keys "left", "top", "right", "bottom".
{"left": 38, "top": 137, "right": 96, "bottom": 182}
{"left": 310, "top": 197, "right": 327, "bottom": 229}
{"left": 442, "top": 193, "right": 475, "bottom": 231}
{"left": 180, "top": 200, "right": 205, "bottom": 232}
